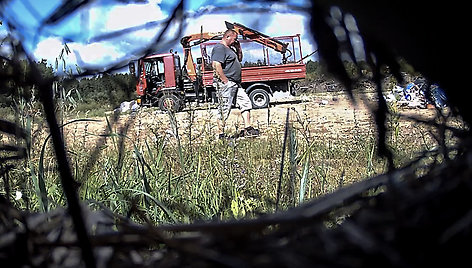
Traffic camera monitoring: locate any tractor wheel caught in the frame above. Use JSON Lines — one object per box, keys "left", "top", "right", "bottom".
{"left": 249, "top": 88, "right": 270, "bottom": 109}
{"left": 158, "top": 94, "right": 183, "bottom": 112}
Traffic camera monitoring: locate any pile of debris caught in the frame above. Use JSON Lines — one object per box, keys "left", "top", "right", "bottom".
{"left": 114, "top": 100, "right": 140, "bottom": 114}
{"left": 385, "top": 78, "right": 448, "bottom": 109}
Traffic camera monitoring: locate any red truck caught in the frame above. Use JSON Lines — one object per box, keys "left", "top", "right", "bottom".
{"left": 129, "top": 22, "right": 306, "bottom": 112}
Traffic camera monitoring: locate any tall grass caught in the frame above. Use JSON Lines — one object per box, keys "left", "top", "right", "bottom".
{"left": 1, "top": 94, "right": 447, "bottom": 225}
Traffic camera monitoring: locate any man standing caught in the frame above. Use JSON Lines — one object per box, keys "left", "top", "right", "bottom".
{"left": 211, "top": 29, "right": 259, "bottom": 139}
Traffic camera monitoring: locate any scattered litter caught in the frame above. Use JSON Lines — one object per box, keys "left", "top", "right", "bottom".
{"left": 385, "top": 78, "right": 448, "bottom": 109}
{"left": 272, "top": 91, "right": 295, "bottom": 101}
{"left": 300, "top": 95, "right": 313, "bottom": 102}
{"left": 115, "top": 100, "right": 139, "bottom": 113}
{"left": 15, "top": 191, "right": 22, "bottom": 200}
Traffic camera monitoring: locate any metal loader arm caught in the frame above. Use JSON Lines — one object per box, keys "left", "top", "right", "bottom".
{"left": 180, "top": 21, "right": 292, "bottom": 81}
{"left": 180, "top": 31, "right": 224, "bottom": 81}
{"left": 225, "top": 21, "right": 289, "bottom": 55}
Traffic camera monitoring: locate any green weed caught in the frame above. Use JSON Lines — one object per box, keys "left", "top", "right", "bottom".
{"left": 0, "top": 93, "right": 450, "bottom": 225}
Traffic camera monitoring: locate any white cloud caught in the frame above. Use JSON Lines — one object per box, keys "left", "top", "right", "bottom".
{"left": 97, "top": 0, "right": 164, "bottom": 33}
{"left": 34, "top": 37, "right": 121, "bottom": 65}
{"left": 33, "top": 37, "right": 63, "bottom": 60}
{"left": 73, "top": 42, "right": 121, "bottom": 64}
{"left": 264, "top": 13, "right": 306, "bottom": 36}
{"left": 184, "top": 14, "right": 233, "bottom": 35}
{"left": 33, "top": 37, "right": 123, "bottom": 71}
{"left": 34, "top": 37, "right": 78, "bottom": 66}
{"left": 32, "top": 3, "right": 317, "bottom": 73}
{"left": 33, "top": 0, "right": 166, "bottom": 70}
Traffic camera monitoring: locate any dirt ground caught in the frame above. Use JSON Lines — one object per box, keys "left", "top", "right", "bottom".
{"left": 65, "top": 92, "right": 437, "bottom": 147}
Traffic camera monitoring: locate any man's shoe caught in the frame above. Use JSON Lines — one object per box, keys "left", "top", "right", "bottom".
{"left": 242, "top": 126, "right": 260, "bottom": 137}
{"left": 236, "top": 129, "right": 245, "bottom": 138}
{"left": 218, "top": 133, "right": 229, "bottom": 140}
{"left": 230, "top": 131, "right": 242, "bottom": 139}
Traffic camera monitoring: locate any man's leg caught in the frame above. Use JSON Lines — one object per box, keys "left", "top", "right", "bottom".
{"left": 215, "top": 81, "right": 237, "bottom": 138}
{"left": 236, "top": 87, "right": 259, "bottom": 137}
{"left": 241, "top": 110, "right": 251, "bottom": 128}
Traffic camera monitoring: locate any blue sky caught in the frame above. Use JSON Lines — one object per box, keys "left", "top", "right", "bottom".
{"left": 0, "top": 0, "right": 317, "bottom": 73}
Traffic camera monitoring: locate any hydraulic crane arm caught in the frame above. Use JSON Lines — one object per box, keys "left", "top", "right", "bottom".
{"left": 180, "top": 22, "right": 292, "bottom": 81}
{"left": 225, "top": 21, "right": 288, "bottom": 54}
{"left": 180, "top": 31, "right": 224, "bottom": 81}
{"left": 180, "top": 32, "right": 224, "bottom": 49}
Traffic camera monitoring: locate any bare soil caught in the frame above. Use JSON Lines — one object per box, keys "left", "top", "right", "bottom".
{"left": 66, "top": 92, "right": 436, "bottom": 147}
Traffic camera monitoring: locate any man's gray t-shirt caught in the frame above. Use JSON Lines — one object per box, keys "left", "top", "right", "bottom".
{"left": 211, "top": 43, "right": 242, "bottom": 83}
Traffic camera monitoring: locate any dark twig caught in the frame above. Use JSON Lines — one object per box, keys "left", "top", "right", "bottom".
{"left": 276, "top": 108, "right": 290, "bottom": 211}
{"left": 28, "top": 59, "right": 96, "bottom": 268}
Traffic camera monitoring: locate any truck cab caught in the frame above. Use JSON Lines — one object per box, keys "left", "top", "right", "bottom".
{"left": 131, "top": 53, "right": 186, "bottom": 111}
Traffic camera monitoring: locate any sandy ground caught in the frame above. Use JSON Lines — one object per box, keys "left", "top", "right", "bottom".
{"left": 63, "top": 92, "right": 437, "bottom": 148}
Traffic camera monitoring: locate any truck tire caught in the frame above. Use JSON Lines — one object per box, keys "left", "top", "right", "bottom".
{"left": 158, "top": 94, "right": 183, "bottom": 112}
{"left": 249, "top": 88, "right": 270, "bottom": 109}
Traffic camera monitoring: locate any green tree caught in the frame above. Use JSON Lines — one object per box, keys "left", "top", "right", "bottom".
{"left": 0, "top": 59, "right": 54, "bottom": 109}
{"left": 59, "top": 72, "right": 136, "bottom": 112}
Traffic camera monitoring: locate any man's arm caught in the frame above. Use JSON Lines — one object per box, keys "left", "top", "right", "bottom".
{"left": 212, "top": 61, "right": 228, "bottom": 84}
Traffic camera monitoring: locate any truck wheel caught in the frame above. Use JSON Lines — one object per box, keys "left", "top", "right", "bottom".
{"left": 158, "top": 94, "right": 183, "bottom": 112}
{"left": 249, "top": 88, "right": 270, "bottom": 109}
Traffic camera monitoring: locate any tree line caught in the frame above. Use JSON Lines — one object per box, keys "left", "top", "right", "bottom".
{"left": 1, "top": 57, "right": 416, "bottom": 116}
{"left": 0, "top": 59, "right": 136, "bottom": 115}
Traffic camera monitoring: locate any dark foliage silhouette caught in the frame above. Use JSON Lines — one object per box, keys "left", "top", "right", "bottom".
{"left": 0, "top": 0, "right": 470, "bottom": 267}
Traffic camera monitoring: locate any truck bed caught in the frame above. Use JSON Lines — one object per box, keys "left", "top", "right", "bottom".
{"left": 202, "top": 63, "right": 306, "bottom": 86}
